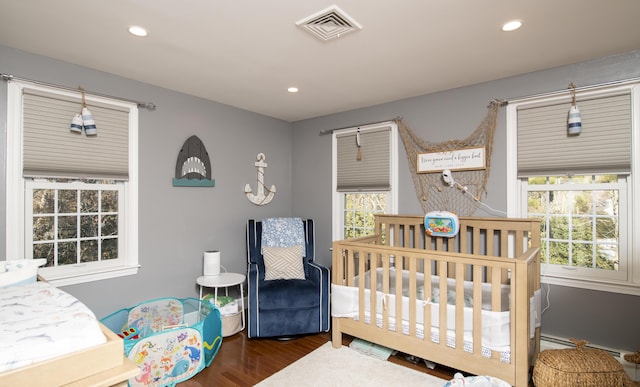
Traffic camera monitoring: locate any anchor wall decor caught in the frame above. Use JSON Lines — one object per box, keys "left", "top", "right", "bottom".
{"left": 245, "top": 153, "right": 276, "bottom": 205}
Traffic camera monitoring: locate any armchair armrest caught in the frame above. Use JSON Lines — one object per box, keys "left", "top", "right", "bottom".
{"left": 307, "top": 262, "right": 329, "bottom": 285}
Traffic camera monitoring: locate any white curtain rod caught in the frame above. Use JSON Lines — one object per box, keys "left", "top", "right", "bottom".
{"left": 318, "top": 117, "right": 401, "bottom": 136}
{"left": 1, "top": 72, "right": 156, "bottom": 111}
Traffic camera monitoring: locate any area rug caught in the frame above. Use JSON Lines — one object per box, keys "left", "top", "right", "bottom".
{"left": 254, "top": 342, "right": 447, "bottom": 387}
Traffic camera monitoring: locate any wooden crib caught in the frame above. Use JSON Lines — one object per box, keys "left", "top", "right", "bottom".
{"left": 331, "top": 215, "right": 541, "bottom": 387}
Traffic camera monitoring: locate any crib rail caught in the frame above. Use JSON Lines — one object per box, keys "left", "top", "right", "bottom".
{"left": 331, "top": 215, "right": 540, "bottom": 387}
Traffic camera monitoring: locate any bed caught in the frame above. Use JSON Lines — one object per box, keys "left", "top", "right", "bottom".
{"left": 331, "top": 215, "right": 541, "bottom": 387}
{"left": 0, "top": 263, "right": 138, "bottom": 386}
{"left": 0, "top": 281, "right": 107, "bottom": 373}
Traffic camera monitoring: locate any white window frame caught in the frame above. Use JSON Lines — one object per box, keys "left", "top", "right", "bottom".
{"left": 331, "top": 121, "right": 399, "bottom": 241}
{"left": 6, "top": 80, "right": 139, "bottom": 286}
{"left": 506, "top": 81, "right": 640, "bottom": 295}
{"left": 522, "top": 176, "right": 628, "bottom": 282}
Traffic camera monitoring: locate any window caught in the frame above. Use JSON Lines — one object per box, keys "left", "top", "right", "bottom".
{"left": 332, "top": 122, "right": 398, "bottom": 240}
{"left": 524, "top": 174, "right": 627, "bottom": 283}
{"left": 6, "top": 80, "right": 139, "bottom": 286}
{"left": 343, "top": 193, "right": 388, "bottom": 239}
{"left": 506, "top": 80, "right": 640, "bottom": 294}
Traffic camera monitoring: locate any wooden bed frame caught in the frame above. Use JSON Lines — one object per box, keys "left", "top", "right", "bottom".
{"left": 0, "top": 276, "right": 139, "bottom": 386}
{"left": 331, "top": 215, "right": 541, "bottom": 387}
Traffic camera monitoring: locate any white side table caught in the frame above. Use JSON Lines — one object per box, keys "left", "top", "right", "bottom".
{"left": 196, "top": 273, "right": 246, "bottom": 333}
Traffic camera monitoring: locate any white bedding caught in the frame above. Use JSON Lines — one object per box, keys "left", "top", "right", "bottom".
{"left": 331, "top": 268, "right": 541, "bottom": 354}
{"left": 0, "top": 282, "right": 107, "bottom": 373}
{"left": 361, "top": 313, "right": 512, "bottom": 363}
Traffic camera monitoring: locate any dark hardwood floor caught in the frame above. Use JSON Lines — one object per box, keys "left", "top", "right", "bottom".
{"left": 177, "top": 329, "right": 458, "bottom": 387}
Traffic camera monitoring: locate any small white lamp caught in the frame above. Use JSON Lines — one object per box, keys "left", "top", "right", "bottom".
{"left": 203, "top": 250, "right": 221, "bottom": 277}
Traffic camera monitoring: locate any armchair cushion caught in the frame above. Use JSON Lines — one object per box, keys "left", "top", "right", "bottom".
{"left": 263, "top": 245, "right": 305, "bottom": 280}
{"left": 258, "top": 279, "right": 320, "bottom": 310}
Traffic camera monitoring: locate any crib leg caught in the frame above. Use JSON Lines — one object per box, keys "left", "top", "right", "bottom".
{"left": 331, "top": 319, "right": 342, "bottom": 348}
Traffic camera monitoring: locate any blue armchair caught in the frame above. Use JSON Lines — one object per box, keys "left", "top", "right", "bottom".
{"left": 246, "top": 218, "right": 330, "bottom": 338}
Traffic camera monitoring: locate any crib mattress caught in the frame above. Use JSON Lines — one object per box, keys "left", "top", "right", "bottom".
{"left": 0, "top": 281, "right": 107, "bottom": 373}
{"left": 331, "top": 268, "right": 541, "bottom": 353}
{"left": 361, "top": 313, "right": 511, "bottom": 363}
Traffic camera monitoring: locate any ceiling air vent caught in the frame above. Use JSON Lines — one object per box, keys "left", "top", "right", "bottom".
{"left": 296, "top": 5, "right": 362, "bottom": 41}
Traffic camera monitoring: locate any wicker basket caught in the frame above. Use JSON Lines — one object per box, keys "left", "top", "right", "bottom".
{"left": 533, "top": 339, "right": 635, "bottom": 387}
{"left": 221, "top": 312, "right": 242, "bottom": 337}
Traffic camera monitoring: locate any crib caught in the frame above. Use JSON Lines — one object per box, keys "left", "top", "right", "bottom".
{"left": 331, "top": 215, "right": 541, "bottom": 387}
{"left": 101, "top": 297, "right": 223, "bottom": 387}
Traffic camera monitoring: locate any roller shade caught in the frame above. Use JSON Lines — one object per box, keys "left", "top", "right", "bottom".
{"left": 517, "top": 93, "right": 631, "bottom": 176}
{"left": 22, "top": 88, "right": 131, "bottom": 180}
{"left": 336, "top": 127, "right": 390, "bottom": 191}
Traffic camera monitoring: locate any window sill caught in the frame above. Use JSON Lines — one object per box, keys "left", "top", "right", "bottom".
{"left": 541, "top": 275, "right": 640, "bottom": 296}
{"left": 40, "top": 264, "right": 140, "bottom": 287}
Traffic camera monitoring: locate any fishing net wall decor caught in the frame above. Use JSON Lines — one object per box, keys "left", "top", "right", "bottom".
{"left": 396, "top": 100, "right": 502, "bottom": 216}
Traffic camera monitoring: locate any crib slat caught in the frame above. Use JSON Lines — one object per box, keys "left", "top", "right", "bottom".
{"left": 438, "top": 260, "right": 447, "bottom": 350}
{"left": 472, "top": 264, "right": 483, "bottom": 356}
{"left": 487, "top": 227, "right": 495, "bottom": 257}
{"left": 409, "top": 257, "right": 417, "bottom": 337}
{"left": 460, "top": 224, "right": 469, "bottom": 254}
{"left": 382, "top": 254, "right": 390, "bottom": 331}
{"left": 394, "top": 252, "right": 403, "bottom": 334}
{"left": 423, "top": 255, "right": 433, "bottom": 344}
{"left": 370, "top": 254, "right": 378, "bottom": 331}
{"left": 455, "top": 262, "right": 465, "bottom": 351}
{"left": 358, "top": 248, "right": 366, "bottom": 325}
{"left": 500, "top": 228, "right": 509, "bottom": 284}
{"left": 472, "top": 227, "right": 481, "bottom": 255}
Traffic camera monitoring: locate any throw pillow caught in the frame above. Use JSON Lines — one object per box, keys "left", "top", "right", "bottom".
{"left": 263, "top": 245, "right": 305, "bottom": 280}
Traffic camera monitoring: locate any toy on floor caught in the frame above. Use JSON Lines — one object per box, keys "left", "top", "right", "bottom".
{"left": 101, "top": 297, "right": 223, "bottom": 387}
{"left": 118, "top": 327, "right": 140, "bottom": 340}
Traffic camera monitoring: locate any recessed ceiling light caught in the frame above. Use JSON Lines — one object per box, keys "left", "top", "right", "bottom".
{"left": 502, "top": 20, "right": 523, "bottom": 32}
{"left": 288, "top": 87, "right": 299, "bottom": 93}
{"left": 128, "top": 25, "right": 149, "bottom": 37}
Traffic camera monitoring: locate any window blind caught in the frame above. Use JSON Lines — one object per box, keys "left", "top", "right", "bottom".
{"left": 517, "top": 93, "right": 631, "bottom": 176}
{"left": 336, "top": 126, "right": 390, "bottom": 191}
{"left": 22, "top": 88, "right": 131, "bottom": 180}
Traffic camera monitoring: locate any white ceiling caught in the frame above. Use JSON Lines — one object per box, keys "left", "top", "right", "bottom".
{"left": 1, "top": 1, "right": 640, "bottom": 122}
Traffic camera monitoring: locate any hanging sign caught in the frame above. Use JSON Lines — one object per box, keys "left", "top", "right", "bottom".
{"left": 417, "top": 146, "right": 485, "bottom": 173}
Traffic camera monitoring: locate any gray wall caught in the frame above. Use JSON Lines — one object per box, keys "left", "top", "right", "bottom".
{"left": 292, "top": 50, "right": 640, "bottom": 352}
{"left": 0, "top": 45, "right": 294, "bottom": 318}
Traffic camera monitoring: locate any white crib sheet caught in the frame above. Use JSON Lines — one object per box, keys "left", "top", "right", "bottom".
{"left": 361, "top": 313, "right": 512, "bottom": 363}
{"left": 0, "top": 282, "right": 106, "bottom": 373}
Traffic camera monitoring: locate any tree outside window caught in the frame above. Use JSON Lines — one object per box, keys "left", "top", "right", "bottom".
{"left": 526, "top": 175, "right": 620, "bottom": 272}
{"left": 343, "top": 193, "right": 387, "bottom": 239}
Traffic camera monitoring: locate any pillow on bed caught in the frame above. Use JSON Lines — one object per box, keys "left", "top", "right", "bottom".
{"left": 263, "top": 245, "right": 305, "bottom": 280}
{"left": 0, "top": 258, "right": 47, "bottom": 288}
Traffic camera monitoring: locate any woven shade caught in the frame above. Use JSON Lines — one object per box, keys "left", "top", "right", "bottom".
{"left": 22, "top": 88, "right": 131, "bottom": 180}
{"left": 336, "top": 127, "right": 391, "bottom": 191}
{"left": 517, "top": 93, "right": 631, "bottom": 177}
